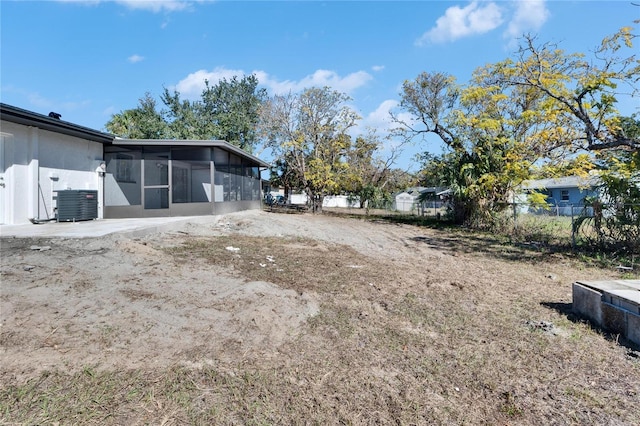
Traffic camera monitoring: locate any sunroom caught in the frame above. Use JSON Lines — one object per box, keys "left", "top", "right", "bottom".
{"left": 104, "top": 139, "right": 269, "bottom": 218}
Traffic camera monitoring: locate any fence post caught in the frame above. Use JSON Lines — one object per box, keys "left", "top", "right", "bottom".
{"left": 513, "top": 202, "right": 518, "bottom": 231}
{"left": 571, "top": 205, "right": 576, "bottom": 250}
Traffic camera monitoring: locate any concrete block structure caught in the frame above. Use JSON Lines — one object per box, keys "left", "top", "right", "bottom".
{"left": 573, "top": 280, "right": 640, "bottom": 346}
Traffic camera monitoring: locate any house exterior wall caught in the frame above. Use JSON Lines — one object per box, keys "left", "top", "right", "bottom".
{"left": 322, "top": 195, "right": 360, "bottom": 208}
{"left": 0, "top": 120, "right": 103, "bottom": 225}
{"left": 290, "top": 193, "right": 308, "bottom": 205}
{"left": 520, "top": 176, "right": 599, "bottom": 217}
{"left": 533, "top": 186, "right": 596, "bottom": 216}
{"left": 544, "top": 186, "right": 595, "bottom": 207}
{"left": 1, "top": 105, "right": 270, "bottom": 224}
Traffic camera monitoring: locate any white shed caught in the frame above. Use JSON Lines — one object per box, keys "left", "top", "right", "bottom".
{"left": 394, "top": 187, "right": 426, "bottom": 212}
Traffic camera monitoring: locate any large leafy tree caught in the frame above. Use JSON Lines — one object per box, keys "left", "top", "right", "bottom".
{"left": 341, "top": 131, "right": 405, "bottom": 210}
{"left": 492, "top": 28, "right": 639, "bottom": 152}
{"left": 201, "top": 75, "right": 267, "bottom": 151}
{"left": 161, "top": 89, "right": 207, "bottom": 140}
{"left": 259, "top": 87, "right": 359, "bottom": 211}
{"left": 105, "top": 92, "right": 168, "bottom": 139}
{"left": 394, "top": 71, "right": 541, "bottom": 226}
{"left": 580, "top": 114, "right": 640, "bottom": 254}
{"left": 395, "top": 24, "right": 639, "bottom": 227}
{"left": 106, "top": 74, "right": 267, "bottom": 152}
{"left": 492, "top": 25, "right": 639, "bottom": 252}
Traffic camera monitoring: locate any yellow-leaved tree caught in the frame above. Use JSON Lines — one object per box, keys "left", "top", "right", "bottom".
{"left": 259, "top": 87, "right": 359, "bottom": 212}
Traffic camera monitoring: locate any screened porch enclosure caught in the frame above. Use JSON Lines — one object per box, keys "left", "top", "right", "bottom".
{"left": 103, "top": 142, "right": 263, "bottom": 218}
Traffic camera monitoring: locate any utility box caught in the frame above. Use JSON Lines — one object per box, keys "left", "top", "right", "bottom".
{"left": 55, "top": 190, "right": 98, "bottom": 221}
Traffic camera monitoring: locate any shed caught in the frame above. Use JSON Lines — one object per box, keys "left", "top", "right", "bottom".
{"left": 394, "top": 187, "right": 426, "bottom": 212}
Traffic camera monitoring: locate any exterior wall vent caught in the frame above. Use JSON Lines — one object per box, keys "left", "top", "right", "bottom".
{"left": 54, "top": 190, "right": 98, "bottom": 221}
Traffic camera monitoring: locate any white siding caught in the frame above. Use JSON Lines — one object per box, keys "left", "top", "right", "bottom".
{"left": 0, "top": 120, "right": 104, "bottom": 224}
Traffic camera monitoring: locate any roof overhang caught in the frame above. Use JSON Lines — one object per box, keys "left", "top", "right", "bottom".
{"left": 522, "top": 176, "right": 599, "bottom": 190}
{"left": 0, "top": 103, "right": 114, "bottom": 144}
{"left": 112, "top": 138, "right": 271, "bottom": 168}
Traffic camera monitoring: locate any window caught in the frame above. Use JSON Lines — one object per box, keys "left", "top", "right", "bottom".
{"left": 104, "top": 149, "right": 142, "bottom": 206}
{"left": 115, "top": 153, "right": 134, "bottom": 182}
{"left": 561, "top": 190, "right": 570, "bottom": 202}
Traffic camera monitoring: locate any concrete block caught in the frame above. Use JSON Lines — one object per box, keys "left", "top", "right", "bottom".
{"left": 601, "top": 302, "right": 626, "bottom": 335}
{"left": 627, "top": 311, "right": 640, "bottom": 347}
{"left": 572, "top": 282, "right": 602, "bottom": 324}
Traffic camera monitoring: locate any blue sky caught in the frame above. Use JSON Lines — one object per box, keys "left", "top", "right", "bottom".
{"left": 1, "top": 0, "right": 638, "bottom": 171}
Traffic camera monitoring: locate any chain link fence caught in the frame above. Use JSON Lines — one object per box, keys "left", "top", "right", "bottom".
{"left": 511, "top": 202, "right": 640, "bottom": 253}
{"left": 324, "top": 197, "right": 638, "bottom": 254}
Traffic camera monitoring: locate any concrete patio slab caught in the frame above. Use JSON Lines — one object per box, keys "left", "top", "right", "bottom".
{"left": 0, "top": 216, "right": 216, "bottom": 239}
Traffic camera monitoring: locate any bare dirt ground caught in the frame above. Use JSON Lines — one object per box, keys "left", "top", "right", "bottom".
{"left": 1, "top": 210, "right": 639, "bottom": 424}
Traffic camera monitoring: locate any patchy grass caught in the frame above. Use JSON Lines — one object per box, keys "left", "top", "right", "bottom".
{"left": 2, "top": 218, "right": 640, "bottom": 424}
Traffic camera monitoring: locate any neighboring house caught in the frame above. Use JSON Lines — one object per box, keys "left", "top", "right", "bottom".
{"left": 521, "top": 175, "right": 599, "bottom": 216}
{"left": 0, "top": 103, "right": 269, "bottom": 225}
{"left": 394, "top": 186, "right": 448, "bottom": 213}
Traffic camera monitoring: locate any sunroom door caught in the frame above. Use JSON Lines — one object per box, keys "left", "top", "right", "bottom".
{"left": 143, "top": 148, "right": 170, "bottom": 211}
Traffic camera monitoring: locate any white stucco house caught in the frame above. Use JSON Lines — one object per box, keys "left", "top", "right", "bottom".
{"left": 0, "top": 103, "right": 269, "bottom": 225}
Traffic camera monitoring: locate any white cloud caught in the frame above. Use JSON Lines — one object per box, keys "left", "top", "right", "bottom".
{"left": 54, "top": 0, "right": 193, "bottom": 13}
{"left": 24, "top": 91, "right": 90, "bottom": 112}
{"left": 301, "top": 69, "right": 373, "bottom": 94}
{"left": 172, "top": 67, "right": 373, "bottom": 99}
{"left": 173, "top": 68, "right": 245, "bottom": 98}
{"left": 128, "top": 54, "right": 145, "bottom": 63}
{"left": 27, "top": 92, "right": 54, "bottom": 109}
{"left": 361, "top": 100, "right": 397, "bottom": 132}
{"left": 372, "top": 65, "right": 385, "bottom": 72}
{"left": 114, "top": 0, "right": 192, "bottom": 13}
{"left": 358, "top": 99, "right": 417, "bottom": 136}
{"left": 416, "top": 1, "right": 504, "bottom": 45}
{"left": 504, "top": 0, "right": 549, "bottom": 41}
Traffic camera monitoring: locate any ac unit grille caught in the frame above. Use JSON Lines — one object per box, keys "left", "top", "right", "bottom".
{"left": 55, "top": 190, "right": 98, "bottom": 221}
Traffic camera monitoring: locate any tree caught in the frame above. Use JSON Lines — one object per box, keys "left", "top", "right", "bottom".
{"left": 415, "top": 151, "right": 448, "bottom": 186}
{"left": 259, "top": 87, "right": 360, "bottom": 212}
{"left": 578, "top": 114, "right": 640, "bottom": 254}
{"left": 106, "top": 74, "right": 267, "bottom": 153}
{"left": 105, "top": 92, "right": 168, "bottom": 139}
{"left": 494, "top": 26, "right": 639, "bottom": 252}
{"left": 394, "top": 71, "right": 540, "bottom": 226}
{"left": 201, "top": 75, "right": 267, "bottom": 152}
{"left": 492, "top": 27, "right": 639, "bottom": 153}
{"left": 392, "top": 72, "right": 462, "bottom": 150}
{"left": 161, "top": 88, "right": 207, "bottom": 140}
{"left": 341, "top": 130, "right": 404, "bottom": 211}
{"left": 395, "top": 24, "right": 639, "bottom": 228}
{"left": 531, "top": 153, "right": 596, "bottom": 179}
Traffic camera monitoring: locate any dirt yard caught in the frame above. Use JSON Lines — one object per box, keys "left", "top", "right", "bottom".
{"left": 1, "top": 210, "right": 639, "bottom": 424}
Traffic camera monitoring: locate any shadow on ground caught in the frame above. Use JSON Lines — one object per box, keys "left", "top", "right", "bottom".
{"left": 541, "top": 301, "right": 640, "bottom": 354}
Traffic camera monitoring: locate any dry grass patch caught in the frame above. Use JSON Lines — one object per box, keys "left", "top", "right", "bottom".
{"left": 166, "top": 235, "right": 386, "bottom": 296}
{"left": 2, "top": 215, "right": 639, "bottom": 425}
